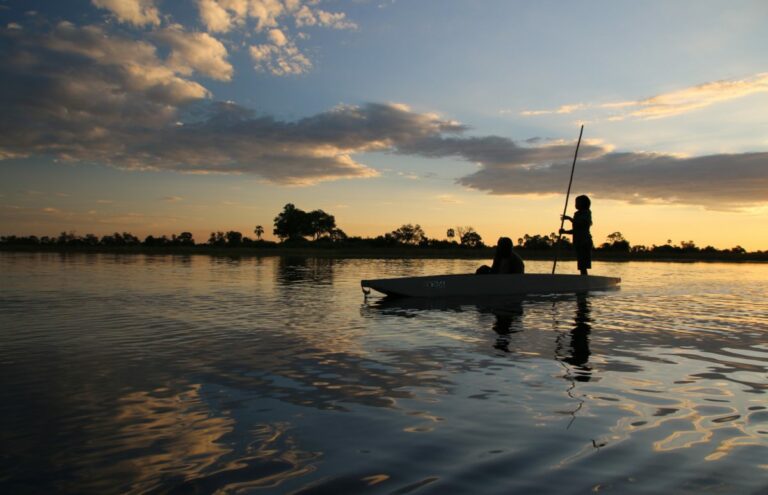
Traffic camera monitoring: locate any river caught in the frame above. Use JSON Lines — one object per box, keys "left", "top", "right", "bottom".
{"left": 1, "top": 252, "right": 767, "bottom": 494}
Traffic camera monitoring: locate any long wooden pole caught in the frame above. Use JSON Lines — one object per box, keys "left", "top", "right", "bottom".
{"left": 552, "top": 124, "right": 584, "bottom": 274}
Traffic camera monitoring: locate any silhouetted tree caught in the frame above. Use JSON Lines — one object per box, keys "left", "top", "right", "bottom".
{"left": 57, "top": 231, "right": 76, "bottom": 245}
{"left": 83, "top": 234, "right": 99, "bottom": 246}
{"left": 273, "top": 203, "right": 311, "bottom": 241}
{"left": 601, "top": 231, "right": 630, "bottom": 252}
{"left": 254, "top": 225, "right": 264, "bottom": 240}
{"left": 446, "top": 228, "right": 455, "bottom": 240}
{"left": 519, "top": 233, "right": 553, "bottom": 250}
{"left": 225, "top": 231, "right": 243, "bottom": 246}
{"left": 390, "top": 224, "right": 426, "bottom": 245}
{"left": 208, "top": 231, "right": 227, "bottom": 247}
{"left": 329, "top": 228, "right": 348, "bottom": 243}
{"left": 176, "top": 232, "right": 195, "bottom": 246}
{"left": 307, "top": 209, "right": 336, "bottom": 240}
{"left": 460, "top": 228, "right": 484, "bottom": 248}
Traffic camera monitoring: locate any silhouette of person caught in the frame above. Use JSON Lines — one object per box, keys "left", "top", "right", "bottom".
{"left": 559, "top": 195, "right": 593, "bottom": 275}
{"left": 476, "top": 237, "right": 525, "bottom": 275}
{"left": 555, "top": 293, "right": 592, "bottom": 382}
{"left": 565, "top": 293, "right": 592, "bottom": 380}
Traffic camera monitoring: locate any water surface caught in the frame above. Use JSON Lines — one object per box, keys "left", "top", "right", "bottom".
{"left": 1, "top": 253, "right": 767, "bottom": 493}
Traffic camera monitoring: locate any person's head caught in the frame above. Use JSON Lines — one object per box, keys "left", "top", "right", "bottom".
{"left": 575, "top": 195, "right": 591, "bottom": 211}
{"left": 495, "top": 237, "right": 513, "bottom": 259}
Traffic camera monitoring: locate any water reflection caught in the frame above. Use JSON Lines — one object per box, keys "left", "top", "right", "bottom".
{"left": 275, "top": 256, "right": 336, "bottom": 286}
{"left": 3, "top": 254, "right": 768, "bottom": 494}
{"left": 556, "top": 293, "right": 592, "bottom": 382}
{"left": 367, "top": 294, "right": 592, "bottom": 364}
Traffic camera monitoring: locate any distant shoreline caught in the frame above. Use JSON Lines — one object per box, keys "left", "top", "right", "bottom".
{"left": 2, "top": 245, "right": 767, "bottom": 263}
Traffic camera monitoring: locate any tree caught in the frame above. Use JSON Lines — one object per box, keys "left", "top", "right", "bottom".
{"left": 225, "top": 231, "right": 243, "bottom": 246}
{"left": 254, "top": 225, "right": 264, "bottom": 240}
{"left": 208, "top": 231, "right": 226, "bottom": 246}
{"left": 390, "top": 224, "right": 426, "bottom": 245}
{"left": 520, "top": 233, "right": 553, "bottom": 250}
{"left": 446, "top": 228, "right": 455, "bottom": 240}
{"left": 456, "top": 226, "right": 484, "bottom": 248}
{"left": 176, "top": 232, "right": 195, "bottom": 246}
{"left": 679, "top": 240, "right": 698, "bottom": 253}
{"left": 601, "top": 231, "right": 630, "bottom": 252}
{"left": 328, "top": 228, "right": 348, "bottom": 243}
{"left": 273, "top": 203, "right": 310, "bottom": 241}
{"left": 460, "top": 230, "right": 484, "bottom": 248}
{"left": 307, "top": 209, "right": 336, "bottom": 240}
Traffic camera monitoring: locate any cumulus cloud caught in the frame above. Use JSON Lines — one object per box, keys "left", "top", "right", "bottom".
{"left": 521, "top": 72, "right": 768, "bottom": 121}
{"left": 92, "top": 0, "right": 161, "bottom": 27}
{"left": 0, "top": 24, "right": 460, "bottom": 185}
{"left": 295, "top": 6, "right": 357, "bottom": 29}
{"left": 153, "top": 24, "right": 233, "bottom": 81}
{"left": 197, "top": 0, "right": 233, "bottom": 32}
{"left": 3, "top": 22, "right": 766, "bottom": 204}
{"left": 197, "top": 0, "right": 355, "bottom": 76}
{"left": 196, "top": 0, "right": 356, "bottom": 33}
{"left": 250, "top": 37, "right": 311, "bottom": 75}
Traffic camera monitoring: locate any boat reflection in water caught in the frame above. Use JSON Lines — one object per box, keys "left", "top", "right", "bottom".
{"left": 366, "top": 292, "right": 594, "bottom": 377}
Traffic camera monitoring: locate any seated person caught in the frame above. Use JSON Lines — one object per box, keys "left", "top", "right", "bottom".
{"left": 476, "top": 237, "right": 525, "bottom": 274}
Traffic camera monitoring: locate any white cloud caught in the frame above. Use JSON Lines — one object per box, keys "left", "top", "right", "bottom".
{"left": 5, "top": 21, "right": 765, "bottom": 206}
{"left": 154, "top": 24, "right": 233, "bottom": 81}
{"left": 91, "top": 0, "right": 161, "bottom": 27}
{"left": 267, "top": 28, "right": 288, "bottom": 46}
{"left": 521, "top": 72, "right": 768, "bottom": 121}
{"left": 197, "top": 0, "right": 232, "bottom": 32}
{"left": 314, "top": 10, "right": 356, "bottom": 30}
{"left": 41, "top": 22, "right": 210, "bottom": 105}
{"left": 250, "top": 38, "right": 311, "bottom": 75}
{"left": 197, "top": 0, "right": 355, "bottom": 76}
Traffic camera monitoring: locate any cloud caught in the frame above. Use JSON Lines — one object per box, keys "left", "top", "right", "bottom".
{"left": 250, "top": 38, "right": 311, "bottom": 75}
{"left": 457, "top": 148, "right": 768, "bottom": 210}
{"left": 197, "top": 0, "right": 233, "bottom": 32}
{"left": 3, "top": 21, "right": 766, "bottom": 204}
{"left": 197, "top": 1, "right": 355, "bottom": 76}
{"left": 153, "top": 24, "right": 233, "bottom": 81}
{"left": 197, "top": 0, "right": 356, "bottom": 33}
{"left": 520, "top": 72, "right": 768, "bottom": 121}
{"left": 295, "top": 6, "right": 357, "bottom": 29}
{"left": 162, "top": 196, "right": 184, "bottom": 202}
{"left": 92, "top": 0, "right": 161, "bottom": 27}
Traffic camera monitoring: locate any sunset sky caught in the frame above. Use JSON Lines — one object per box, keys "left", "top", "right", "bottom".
{"left": 1, "top": 0, "right": 767, "bottom": 249}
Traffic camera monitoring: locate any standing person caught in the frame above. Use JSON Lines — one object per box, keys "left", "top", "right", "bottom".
{"left": 476, "top": 237, "right": 525, "bottom": 274}
{"left": 559, "top": 195, "right": 593, "bottom": 275}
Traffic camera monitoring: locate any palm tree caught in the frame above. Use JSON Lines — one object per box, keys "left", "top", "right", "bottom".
{"left": 254, "top": 225, "right": 264, "bottom": 240}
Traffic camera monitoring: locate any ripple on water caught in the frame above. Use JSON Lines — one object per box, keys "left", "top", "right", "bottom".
{"left": 1, "top": 254, "right": 767, "bottom": 493}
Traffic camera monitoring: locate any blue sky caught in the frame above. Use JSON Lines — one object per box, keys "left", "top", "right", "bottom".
{"left": 1, "top": 0, "right": 768, "bottom": 249}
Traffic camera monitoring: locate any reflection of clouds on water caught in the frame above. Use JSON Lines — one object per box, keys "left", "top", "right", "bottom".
{"left": 49, "top": 384, "right": 319, "bottom": 494}
{"left": 4, "top": 255, "right": 768, "bottom": 493}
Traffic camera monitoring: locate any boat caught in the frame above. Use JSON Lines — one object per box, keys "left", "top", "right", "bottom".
{"left": 361, "top": 273, "right": 621, "bottom": 298}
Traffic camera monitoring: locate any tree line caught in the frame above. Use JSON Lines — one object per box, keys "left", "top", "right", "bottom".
{"left": 0, "top": 203, "right": 759, "bottom": 255}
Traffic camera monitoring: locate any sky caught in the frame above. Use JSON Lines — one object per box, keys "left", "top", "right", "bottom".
{"left": 1, "top": 0, "right": 767, "bottom": 249}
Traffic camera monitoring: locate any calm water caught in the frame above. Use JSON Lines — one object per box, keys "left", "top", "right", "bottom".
{"left": 1, "top": 252, "right": 767, "bottom": 494}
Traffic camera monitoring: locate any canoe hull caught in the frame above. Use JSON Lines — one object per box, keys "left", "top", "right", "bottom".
{"left": 361, "top": 273, "right": 621, "bottom": 298}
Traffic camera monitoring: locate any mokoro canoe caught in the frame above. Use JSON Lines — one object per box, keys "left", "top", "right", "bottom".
{"left": 361, "top": 273, "right": 621, "bottom": 298}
